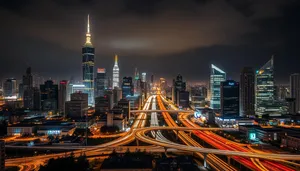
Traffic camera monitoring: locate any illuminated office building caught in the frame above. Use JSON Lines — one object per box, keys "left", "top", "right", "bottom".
{"left": 3, "top": 78, "right": 17, "bottom": 99}
{"left": 221, "top": 80, "right": 239, "bottom": 118}
{"left": 172, "top": 74, "right": 186, "bottom": 106}
{"left": 290, "top": 73, "right": 300, "bottom": 114}
{"left": 210, "top": 64, "right": 226, "bottom": 109}
{"left": 82, "top": 15, "right": 94, "bottom": 106}
{"left": 240, "top": 67, "right": 255, "bottom": 117}
{"left": 112, "top": 55, "right": 120, "bottom": 88}
{"left": 255, "top": 57, "right": 275, "bottom": 115}
{"left": 95, "top": 68, "right": 107, "bottom": 97}
{"left": 141, "top": 72, "right": 146, "bottom": 83}
{"left": 122, "top": 77, "right": 134, "bottom": 98}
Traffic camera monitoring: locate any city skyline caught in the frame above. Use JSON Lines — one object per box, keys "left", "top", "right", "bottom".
{"left": 1, "top": 1, "right": 300, "bottom": 83}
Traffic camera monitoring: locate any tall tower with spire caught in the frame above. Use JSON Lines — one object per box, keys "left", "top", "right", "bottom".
{"left": 82, "top": 15, "right": 95, "bottom": 106}
{"left": 113, "top": 55, "right": 119, "bottom": 88}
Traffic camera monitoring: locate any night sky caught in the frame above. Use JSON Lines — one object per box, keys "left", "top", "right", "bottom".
{"left": 1, "top": 0, "right": 300, "bottom": 84}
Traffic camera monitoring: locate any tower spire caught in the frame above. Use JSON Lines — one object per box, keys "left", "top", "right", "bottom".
{"left": 114, "top": 54, "right": 118, "bottom": 65}
{"left": 85, "top": 14, "right": 92, "bottom": 45}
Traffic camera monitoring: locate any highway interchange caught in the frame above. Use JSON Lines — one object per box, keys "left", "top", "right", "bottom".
{"left": 5, "top": 95, "right": 300, "bottom": 171}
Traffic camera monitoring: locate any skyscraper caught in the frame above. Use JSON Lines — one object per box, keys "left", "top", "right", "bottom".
{"left": 95, "top": 68, "right": 107, "bottom": 97}
{"left": 58, "top": 80, "right": 68, "bottom": 112}
{"left": 210, "top": 64, "right": 226, "bottom": 109}
{"left": 122, "top": 77, "right": 134, "bottom": 98}
{"left": 3, "top": 78, "right": 17, "bottom": 98}
{"left": 141, "top": 72, "right": 146, "bottom": 83}
{"left": 221, "top": 80, "right": 239, "bottom": 118}
{"left": 23, "top": 67, "right": 34, "bottom": 109}
{"left": 255, "top": 57, "right": 275, "bottom": 115}
{"left": 172, "top": 74, "right": 186, "bottom": 105}
{"left": 40, "top": 80, "right": 58, "bottom": 111}
{"left": 113, "top": 55, "right": 120, "bottom": 88}
{"left": 82, "top": 15, "right": 95, "bottom": 106}
{"left": 290, "top": 73, "right": 300, "bottom": 114}
{"left": 240, "top": 67, "right": 255, "bottom": 117}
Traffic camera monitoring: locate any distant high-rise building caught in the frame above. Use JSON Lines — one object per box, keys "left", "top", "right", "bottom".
{"left": 3, "top": 78, "right": 17, "bottom": 98}
{"left": 221, "top": 80, "right": 239, "bottom": 118}
{"left": 113, "top": 87, "right": 122, "bottom": 105}
{"left": 33, "top": 87, "right": 41, "bottom": 111}
{"left": 141, "top": 72, "right": 146, "bottom": 83}
{"left": 95, "top": 96, "right": 111, "bottom": 116}
{"left": 255, "top": 57, "right": 275, "bottom": 115}
{"left": 23, "top": 67, "right": 33, "bottom": 89}
{"left": 95, "top": 68, "right": 107, "bottom": 97}
{"left": 113, "top": 55, "right": 120, "bottom": 88}
{"left": 172, "top": 74, "right": 186, "bottom": 105}
{"left": 40, "top": 80, "right": 58, "bottom": 111}
{"left": 82, "top": 15, "right": 95, "bottom": 106}
{"left": 240, "top": 67, "right": 255, "bottom": 117}
{"left": 210, "top": 64, "right": 226, "bottom": 109}
{"left": 277, "top": 85, "right": 290, "bottom": 101}
{"left": 122, "top": 77, "right": 134, "bottom": 98}
{"left": 58, "top": 80, "right": 68, "bottom": 113}
{"left": 151, "top": 74, "right": 154, "bottom": 84}
{"left": 65, "top": 92, "right": 88, "bottom": 118}
{"left": 23, "top": 88, "right": 34, "bottom": 109}
{"left": 290, "top": 73, "right": 300, "bottom": 114}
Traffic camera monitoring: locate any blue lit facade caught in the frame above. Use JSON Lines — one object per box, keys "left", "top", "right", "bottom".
{"left": 210, "top": 64, "right": 226, "bottom": 109}
{"left": 221, "top": 80, "right": 239, "bottom": 117}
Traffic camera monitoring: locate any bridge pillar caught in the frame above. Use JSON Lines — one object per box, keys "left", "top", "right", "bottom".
{"left": 203, "top": 153, "right": 207, "bottom": 168}
{"left": 227, "top": 156, "right": 231, "bottom": 165}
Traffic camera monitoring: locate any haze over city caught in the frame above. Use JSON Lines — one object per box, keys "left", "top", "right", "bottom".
{"left": 1, "top": 0, "right": 300, "bottom": 83}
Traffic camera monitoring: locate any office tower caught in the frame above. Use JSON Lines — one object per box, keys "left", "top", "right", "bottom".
{"left": 122, "top": 77, "right": 134, "bottom": 98}
{"left": 210, "top": 64, "right": 226, "bottom": 109}
{"left": 221, "top": 80, "right": 239, "bottom": 118}
{"left": 23, "top": 67, "right": 33, "bottom": 89}
{"left": 22, "top": 67, "right": 35, "bottom": 109}
{"left": 95, "top": 96, "right": 111, "bottom": 116}
{"left": 18, "top": 83, "right": 24, "bottom": 99}
{"left": 240, "top": 67, "right": 255, "bottom": 117}
{"left": 58, "top": 80, "right": 68, "bottom": 113}
{"left": 177, "top": 91, "right": 189, "bottom": 108}
{"left": 33, "top": 87, "right": 41, "bottom": 111}
{"left": 113, "top": 87, "right": 122, "bottom": 105}
{"left": 3, "top": 78, "right": 17, "bottom": 98}
{"left": 40, "top": 80, "right": 58, "bottom": 111}
{"left": 134, "top": 68, "right": 140, "bottom": 81}
{"left": 65, "top": 92, "right": 88, "bottom": 118}
{"left": 23, "top": 88, "right": 34, "bottom": 109}
{"left": 107, "top": 76, "right": 112, "bottom": 89}
{"left": 277, "top": 85, "right": 290, "bottom": 101}
{"left": 255, "top": 57, "right": 275, "bottom": 114}
{"left": 141, "top": 72, "right": 146, "bottom": 83}
{"left": 113, "top": 55, "right": 120, "bottom": 88}
{"left": 95, "top": 68, "right": 107, "bottom": 97}
{"left": 118, "top": 99, "right": 130, "bottom": 119}
{"left": 290, "top": 73, "right": 300, "bottom": 114}
{"left": 82, "top": 15, "right": 95, "bottom": 106}
{"left": 172, "top": 74, "right": 186, "bottom": 105}
{"left": 0, "top": 140, "right": 4, "bottom": 170}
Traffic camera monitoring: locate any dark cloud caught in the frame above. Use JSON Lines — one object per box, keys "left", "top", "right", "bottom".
{"left": 0, "top": 0, "right": 299, "bottom": 83}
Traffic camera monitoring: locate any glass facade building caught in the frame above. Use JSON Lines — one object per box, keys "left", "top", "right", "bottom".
{"left": 82, "top": 15, "right": 94, "bottom": 106}
{"left": 210, "top": 64, "right": 226, "bottom": 109}
{"left": 255, "top": 57, "right": 286, "bottom": 115}
{"left": 113, "top": 55, "right": 120, "bottom": 88}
